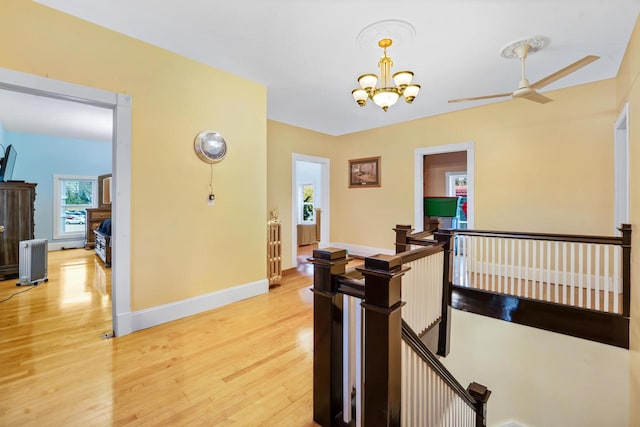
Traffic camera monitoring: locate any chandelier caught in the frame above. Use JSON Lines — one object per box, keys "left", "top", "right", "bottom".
{"left": 352, "top": 38, "right": 420, "bottom": 112}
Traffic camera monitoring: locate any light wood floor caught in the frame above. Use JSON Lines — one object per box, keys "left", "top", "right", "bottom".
{"left": 0, "top": 249, "right": 326, "bottom": 426}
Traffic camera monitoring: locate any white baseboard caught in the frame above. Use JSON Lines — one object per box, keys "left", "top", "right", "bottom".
{"left": 126, "top": 279, "right": 269, "bottom": 332}
{"left": 48, "top": 240, "right": 85, "bottom": 251}
{"left": 329, "top": 242, "right": 394, "bottom": 258}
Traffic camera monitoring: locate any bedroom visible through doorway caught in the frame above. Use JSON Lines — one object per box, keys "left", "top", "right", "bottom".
{"left": 414, "top": 142, "right": 475, "bottom": 232}
{"left": 291, "top": 153, "right": 330, "bottom": 268}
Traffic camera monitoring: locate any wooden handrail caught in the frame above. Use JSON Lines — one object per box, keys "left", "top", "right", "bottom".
{"left": 451, "top": 228, "right": 624, "bottom": 245}
{"left": 401, "top": 320, "right": 488, "bottom": 414}
{"left": 397, "top": 244, "right": 444, "bottom": 264}
{"left": 336, "top": 275, "right": 365, "bottom": 299}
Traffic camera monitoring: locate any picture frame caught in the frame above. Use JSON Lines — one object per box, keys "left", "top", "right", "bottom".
{"left": 349, "top": 156, "right": 381, "bottom": 188}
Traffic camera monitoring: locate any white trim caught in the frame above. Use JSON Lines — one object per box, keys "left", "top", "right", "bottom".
{"left": 445, "top": 171, "right": 467, "bottom": 197}
{"left": 329, "top": 242, "right": 394, "bottom": 258}
{"left": 112, "top": 93, "right": 132, "bottom": 336}
{"left": 128, "top": 279, "right": 268, "bottom": 332}
{"left": 0, "top": 67, "right": 133, "bottom": 337}
{"left": 292, "top": 154, "right": 330, "bottom": 266}
{"left": 414, "top": 142, "right": 475, "bottom": 232}
{"left": 614, "top": 103, "right": 629, "bottom": 235}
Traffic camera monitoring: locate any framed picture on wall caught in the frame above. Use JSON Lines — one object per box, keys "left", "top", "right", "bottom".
{"left": 349, "top": 156, "right": 381, "bottom": 188}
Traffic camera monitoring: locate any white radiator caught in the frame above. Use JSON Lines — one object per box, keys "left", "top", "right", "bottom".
{"left": 18, "top": 239, "right": 48, "bottom": 286}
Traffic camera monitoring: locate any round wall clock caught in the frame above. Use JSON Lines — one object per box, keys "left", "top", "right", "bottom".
{"left": 194, "top": 130, "right": 227, "bottom": 163}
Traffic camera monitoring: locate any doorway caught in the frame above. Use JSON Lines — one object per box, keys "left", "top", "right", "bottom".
{"left": 614, "top": 103, "right": 629, "bottom": 235}
{"left": 414, "top": 142, "right": 475, "bottom": 232}
{"left": 291, "top": 153, "right": 330, "bottom": 267}
{"left": 0, "top": 67, "right": 132, "bottom": 336}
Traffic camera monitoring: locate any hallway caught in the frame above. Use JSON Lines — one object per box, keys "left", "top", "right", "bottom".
{"left": 0, "top": 249, "right": 320, "bottom": 426}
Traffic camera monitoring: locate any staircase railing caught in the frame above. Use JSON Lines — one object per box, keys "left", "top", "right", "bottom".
{"left": 395, "top": 224, "right": 632, "bottom": 348}
{"left": 310, "top": 245, "right": 490, "bottom": 426}
{"left": 449, "top": 225, "right": 631, "bottom": 316}
{"left": 402, "top": 320, "right": 490, "bottom": 427}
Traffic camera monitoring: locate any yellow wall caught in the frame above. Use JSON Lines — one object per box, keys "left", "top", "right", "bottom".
{"left": 616, "top": 15, "right": 640, "bottom": 427}
{"left": 268, "top": 82, "right": 618, "bottom": 264}
{"left": 332, "top": 80, "right": 617, "bottom": 251}
{"left": 442, "top": 310, "right": 629, "bottom": 427}
{"left": 0, "top": 1, "right": 267, "bottom": 310}
{"left": 266, "top": 120, "right": 334, "bottom": 268}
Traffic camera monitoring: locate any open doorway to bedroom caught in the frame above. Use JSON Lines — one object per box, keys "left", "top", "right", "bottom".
{"left": 291, "top": 153, "right": 330, "bottom": 269}
{"left": 0, "top": 67, "right": 132, "bottom": 337}
{"left": 414, "top": 143, "right": 474, "bottom": 232}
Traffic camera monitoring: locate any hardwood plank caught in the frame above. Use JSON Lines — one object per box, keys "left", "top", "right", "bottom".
{"left": 0, "top": 249, "right": 321, "bottom": 426}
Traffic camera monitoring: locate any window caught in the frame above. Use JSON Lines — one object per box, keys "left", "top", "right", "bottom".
{"left": 300, "top": 184, "right": 315, "bottom": 223}
{"left": 53, "top": 175, "right": 97, "bottom": 239}
{"left": 446, "top": 172, "right": 468, "bottom": 230}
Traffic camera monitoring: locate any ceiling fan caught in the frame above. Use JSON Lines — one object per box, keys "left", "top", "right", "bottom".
{"left": 448, "top": 37, "right": 599, "bottom": 104}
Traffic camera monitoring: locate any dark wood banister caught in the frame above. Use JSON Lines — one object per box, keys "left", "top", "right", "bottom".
{"left": 452, "top": 227, "right": 626, "bottom": 245}
{"left": 443, "top": 225, "right": 632, "bottom": 318}
{"left": 311, "top": 242, "right": 476, "bottom": 426}
{"left": 394, "top": 224, "right": 632, "bottom": 349}
{"left": 397, "top": 243, "right": 444, "bottom": 264}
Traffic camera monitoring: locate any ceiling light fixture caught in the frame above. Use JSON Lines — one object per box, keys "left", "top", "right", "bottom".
{"left": 352, "top": 38, "right": 420, "bottom": 112}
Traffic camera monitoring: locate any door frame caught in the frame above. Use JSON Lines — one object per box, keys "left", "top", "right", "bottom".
{"left": 0, "top": 67, "right": 133, "bottom": 336}
{"left": 291, "top": 153, "right": 330, "bottom": 265}
{"left": 614, "top": 103, "right": 629, "bottom": 234}
{"left": 414, "top": 142, "right": 475, "bottom": 232}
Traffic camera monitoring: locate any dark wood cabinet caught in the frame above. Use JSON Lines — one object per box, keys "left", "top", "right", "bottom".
{"left": 84, "top": 208, "right": 111, "bottom": 249}
{"left": 0, "top": 182, "right": 36, "bottom": 280}
{"left": 94, "top": 230, "right": 111, "bottom": 267}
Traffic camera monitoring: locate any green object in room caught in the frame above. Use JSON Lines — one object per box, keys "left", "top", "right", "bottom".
{"left": 424, "top": 197, "right": 460, "bottom": 217}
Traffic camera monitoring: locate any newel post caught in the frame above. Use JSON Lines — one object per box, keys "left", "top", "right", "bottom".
{"left": 359, "top": 254, "right": 409, "bottom": 427}
{"left": 467, "top": 382, "right": 492, "bottom": 427}
{"left": 620, "top": 224, "right": 632, "bottom": 317}
{"left": 393, "top": 224, "right": 413, "bottom": 254}
{"left": 434, "top": 229, "right": 453, "bottom": 357}
{"left": 310, "top": 247, "right": 349, "bottom": 427}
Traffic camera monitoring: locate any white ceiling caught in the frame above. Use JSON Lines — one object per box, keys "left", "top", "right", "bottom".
{"left": 15, "top": 1, "right": 640, "bottom": 137}
{"left": 0, "top": 88, "right": 113, "bottom": 142}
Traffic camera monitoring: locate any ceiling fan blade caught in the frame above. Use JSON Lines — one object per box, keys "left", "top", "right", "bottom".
{"left": 448, "top": 92, "right": 512, "bottom": 103}
{"left": 530, "top": 55, "right": 600, "bottom": 90}
{"left": 521, "top": 91, "right": 553, "bottom": 104}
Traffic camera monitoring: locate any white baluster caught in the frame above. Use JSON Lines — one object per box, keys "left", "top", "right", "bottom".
{"left": 586, "top": 244, "right": 592, "bottom": 309}
{"left": 595, "top": 245, "right": 601, "bottom": 311}
{"left": 578, "top": 243, "right": 584, "bottom": 308}
{"left": 614, "top": 246, "right": 620, "bottom": 314}
{"left": 604, "top": 245, "right": 610, "bottom": 312}
{"left": 518, "top": 239, "right": 523, "bottom": 297}
{"left": 555, "top": 242, "right": 560, "bottom": 304}
{"left": 546, "top": 241, "right": 552, "bottom": 302}
{"left": 532, "top": 239, "right": 538, "bottom": 299}
{"left": 562, "top": 242, "right": 568, "bottom": 305}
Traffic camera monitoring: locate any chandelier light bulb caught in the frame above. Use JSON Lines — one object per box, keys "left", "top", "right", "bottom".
{"left": 352, "top": 89, "right": 368, "bottom": 106}
{"left": 403, "top": 84, "right": 421, "bottom": 103}
{"left": 372, "top": 88, "right": 400, "bottom": 111}
{"left": 393, "top": 71, "right": 413, "bottom": 88}
{"left": 358, "top": 74, "right": 378, "bottom": 90}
